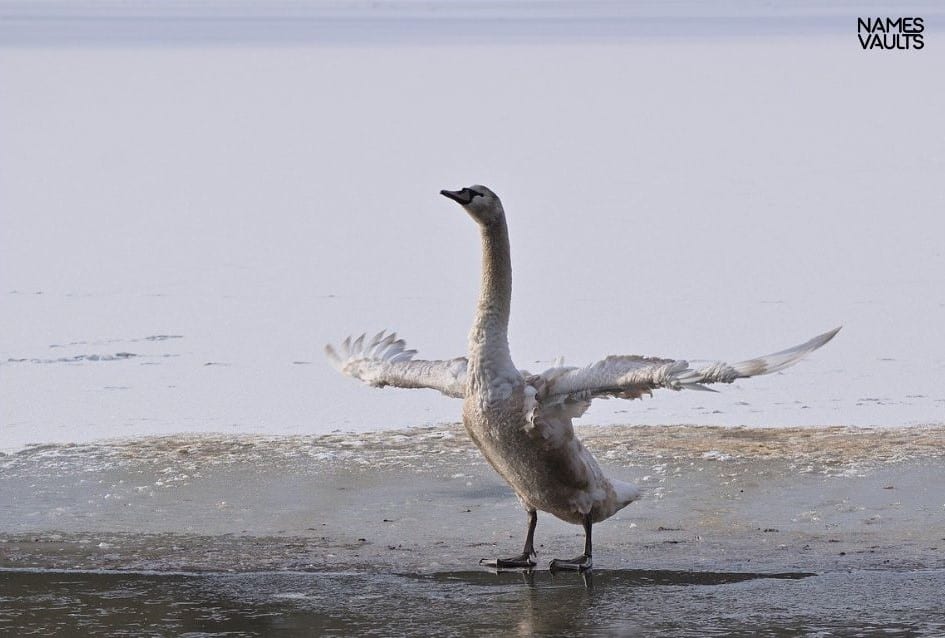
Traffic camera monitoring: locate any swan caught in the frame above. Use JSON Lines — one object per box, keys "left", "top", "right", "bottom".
{"left": 326, "top": 184, "right": 839, "bottom": 571}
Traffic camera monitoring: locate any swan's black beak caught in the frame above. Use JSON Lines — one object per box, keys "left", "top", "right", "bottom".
{"left": 440, "top": 188, "right": 473, "bottom": 206}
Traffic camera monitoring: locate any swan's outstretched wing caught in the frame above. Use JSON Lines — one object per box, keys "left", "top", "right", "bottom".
{"left": 536, "top": 327, "right": 841, "bottom": 409}
{"left": 325, "top": 331, "right": 467, "bottom": 398}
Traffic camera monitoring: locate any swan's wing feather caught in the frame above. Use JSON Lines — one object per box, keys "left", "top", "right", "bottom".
{"left": 539, "top": 327, "right": 841, "bottom": 405}
{"left": 713, "top": 326, "right": 841, "bottom": 378}
{"left": 326, "top": 331, "right": 467, "bottom": 398}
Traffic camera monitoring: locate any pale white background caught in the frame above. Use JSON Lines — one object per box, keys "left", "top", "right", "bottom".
{"left": 2, "top": 3, "right": 944, "bottom": 450}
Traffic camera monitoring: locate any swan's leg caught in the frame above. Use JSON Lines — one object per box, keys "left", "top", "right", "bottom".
{"left": 549, "top": 514, "right": 593, "bottom": 572}
{"left": 480, "top": 509, "right": 537, "bottom": 568}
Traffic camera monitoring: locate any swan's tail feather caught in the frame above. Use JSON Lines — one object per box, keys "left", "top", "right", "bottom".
{"left": 612, "top": 479, "right": 642, "bottom": 508}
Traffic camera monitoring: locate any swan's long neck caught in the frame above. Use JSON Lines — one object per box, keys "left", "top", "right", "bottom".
{"left": 468, "top": 218, "right": 513, "bottom": 374}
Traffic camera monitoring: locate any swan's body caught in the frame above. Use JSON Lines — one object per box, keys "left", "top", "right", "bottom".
{"left": 326, "top": 185, "right": 839, "bottom": 570}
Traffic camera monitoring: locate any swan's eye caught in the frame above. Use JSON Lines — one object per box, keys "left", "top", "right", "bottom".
{"left": 467, "top": 189, "right": 484, "bottom": 199}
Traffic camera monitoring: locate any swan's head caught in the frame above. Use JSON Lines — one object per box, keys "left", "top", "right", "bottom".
{"left": 440, "top": 185, "right": 504, "bottom": 227}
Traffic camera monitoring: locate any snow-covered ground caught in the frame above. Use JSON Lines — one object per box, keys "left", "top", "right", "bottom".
{"left": 2, "top": 2, "right": 944, "bottom": 451}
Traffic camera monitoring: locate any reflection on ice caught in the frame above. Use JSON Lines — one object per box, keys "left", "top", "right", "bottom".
{"left": 0, "top": 566, "right": 940, "bottom": 637}
{"left": 440, "top": 567, "right": 816, "bottom": 589}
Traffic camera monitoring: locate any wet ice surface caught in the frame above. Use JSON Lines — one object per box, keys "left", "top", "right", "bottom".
{"left": 3, "top": 568, "right": 945, "bottom": 637}
{"left": 2, "top": 425, "right": 945, "bottom": 635}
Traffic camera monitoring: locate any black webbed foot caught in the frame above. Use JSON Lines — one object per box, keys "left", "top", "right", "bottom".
{"left": 479, "top": 551, "right": 537, "bottom": 569}
{"left": 549, "top": 553, "right": 592, "bottom": 572}
{"left": 481, "top": 510, "right": 538, "bottom": 570}
{"left": 549, "top": 513, "right": 594, "bottom": 572}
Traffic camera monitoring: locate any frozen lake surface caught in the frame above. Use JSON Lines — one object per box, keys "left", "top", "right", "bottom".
{"left": 3, "top": 423, "right": 945, "bottom": 635}
{"left": 1, "top": 3, "right": 944, "bottom": 452}
{"left": 3, "top": 567, "right": 944, "bottom": 636}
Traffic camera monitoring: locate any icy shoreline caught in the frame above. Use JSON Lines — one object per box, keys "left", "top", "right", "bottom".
{"left": 2, "top": 424, "right": 943, "bottom": 571}
{"left": 4, "top": 423, "right": 944, "bottom": 634}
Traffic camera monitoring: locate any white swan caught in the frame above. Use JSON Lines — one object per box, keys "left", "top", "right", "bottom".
{"left": 326, "top": 185, "right": 839, "bottom": 571}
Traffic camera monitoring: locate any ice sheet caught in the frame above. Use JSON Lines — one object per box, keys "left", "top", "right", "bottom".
{"left": 2, "top": 4, "right": 944, "bottom": 451}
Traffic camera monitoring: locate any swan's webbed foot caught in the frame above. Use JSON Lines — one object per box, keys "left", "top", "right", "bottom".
{"left": 480, "top": 509, "right": 538, "bottom": 570}
{"left": 549, "top": 554, "right": 592, "bottom": 572}
{"left": 549, "top": 513, "right": 594, "bottom": 572}
{"left": 479, "top": 551, "right": 537, "bottom": 569}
